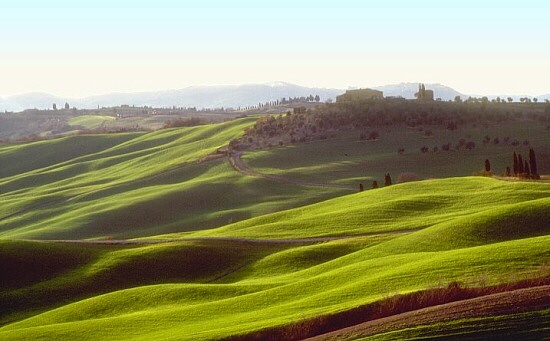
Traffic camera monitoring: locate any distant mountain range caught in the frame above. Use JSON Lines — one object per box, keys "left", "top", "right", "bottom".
{"left": 373, "top": 83, "right": 467, "bottom": 101}
{"left": 0, "top": 83, "right": 342, "bottom": 113}
{"left": 1, "top": 82, "right": 548, "bottom": 113}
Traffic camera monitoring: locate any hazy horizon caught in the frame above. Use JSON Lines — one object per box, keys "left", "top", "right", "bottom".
{"left": 2, "top": 80, "right": 550, "bottom": 101}
{"left": 2, "top": 0, "right": 549, "bottom": 98}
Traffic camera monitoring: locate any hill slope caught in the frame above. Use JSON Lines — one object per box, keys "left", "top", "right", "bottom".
{"left": 0, "top": 117, "right": 349, "bottom": 239}
{"left": 1, "top": 177, "right": 549, "bottom": 340}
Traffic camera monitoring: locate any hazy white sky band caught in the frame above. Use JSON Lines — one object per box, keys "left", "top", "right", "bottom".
{"left": 1, "top": 0, "right": 549, "bottom": 97}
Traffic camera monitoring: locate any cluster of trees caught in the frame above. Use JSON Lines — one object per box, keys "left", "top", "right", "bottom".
{"left": 163, "top": 117, "right": 208, "bottom": 128}
{"left": 238, "top": 97, "right": 550, "bottom": 149}
{"left": 359, "top": 173, "right": 392, "bottom": 192}
{"left": 280, "top": 95, "right": 321, "bottom": 104}
{"left": 511, "top": 149, "right": 539, "bottom": 179}
{"left": 485, "top": 148, "right": 540, "bottom": 179}
{"left": 236, "top": 95, "right": 321, "bottom": 112}
{"left": 456, "top": 96, "right": 549, "bottom": 105}
{"left": 52, "top": 103, "right": 71, "bottom": 110}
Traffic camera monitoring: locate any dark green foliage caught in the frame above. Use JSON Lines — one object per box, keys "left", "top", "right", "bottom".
{"left": 372, "top": 180, "right": 378, "bottom": 189}
{"left": 465, "top": 141, "right": 476, "bottom": 150}
{"left": 384, "top": 173, "right": 392, "bottom": 186}
{"left": 513, "top": 152, "right": 518, "bottom": 176}
{"left": 241, "top": 97, "right": 548, "bottom": 148}
{"left": 506, "top": 166, "right": 511, "bottom": 177}
{"left": 359, "top": 183, "right": 364, "bottom": 192}
{"left": 485, "top": 159, "right": 491, "bottom": 172}
{"left": 518, "top": 154, "right": 524, "bottom": 174}
{"left": 529, "top": 148, "right": 538, "bottom": 176}
{"left": 525, "top": 161, "right": 531, "bottom": 176}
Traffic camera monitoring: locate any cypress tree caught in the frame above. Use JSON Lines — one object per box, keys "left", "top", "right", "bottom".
{"left": 485, "top": 159, "right": 491, "bottom": 172}
{"left": 506, "top": 166, "right": 511, "bottom": 177}
{"left": 359, "top": 183, "right": 364, "bottom": 192}
{"left": 518, "top": 154, "right": 524, "bottom": 174}
{"left": 384, "top": 173, "right": 392, "bottom": 186}
{"left": 372, "top": 180, "right": 378, "bottom": 189}
{"left": 513, "top": 152, "right": 518, "bottom": 176}
{"left": 525, "top": 161, "right": 531, "bottom": 176}
{"left": 529, "top": 148, "right": 538, "bottom": 176}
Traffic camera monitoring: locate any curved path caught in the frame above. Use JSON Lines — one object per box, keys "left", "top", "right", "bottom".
{"left": 228, "top": 151, "right": 356, "bottom": 190}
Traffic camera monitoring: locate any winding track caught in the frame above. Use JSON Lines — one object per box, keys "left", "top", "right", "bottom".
{"left": 228, "top": 151, "right": 356, "bottom": 190}
{"left": 1, "top": 149, "right": 352, "bottom": 224}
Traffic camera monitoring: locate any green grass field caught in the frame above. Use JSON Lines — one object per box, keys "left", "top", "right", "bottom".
{"left": 1, "top": 177, "right": 549, "bottom": 340}
{"left": 243, "top": 121, "right": 550, "bottom": 186}
{"left": 68, "top": 115, "right": 117, "bottom": 129}
{"left": 0, "top": 117, "right": 348, "bottom": 240}
{"left": 1, "top": 117, "right": 549, "bottom": 340}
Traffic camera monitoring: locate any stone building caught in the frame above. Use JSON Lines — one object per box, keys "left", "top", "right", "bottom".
{"left": 336, "top": 89, "right": 384, "bottom": 103}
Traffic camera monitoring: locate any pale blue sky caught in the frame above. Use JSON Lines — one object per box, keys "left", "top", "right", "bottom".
{"left": 1, "top": 0, "right": 549, "bottom": 96}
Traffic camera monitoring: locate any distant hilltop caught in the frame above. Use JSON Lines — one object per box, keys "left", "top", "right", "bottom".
{"left": 1, "top": 82, "right": 549, "bottom": 113}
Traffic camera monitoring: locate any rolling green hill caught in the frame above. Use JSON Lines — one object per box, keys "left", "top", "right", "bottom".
{"left": 1, "top": 177, "right": 549, "bottom": 340}
{"left": 68, "top": 115, "right": 117, "bottom": 129}
{"left": 242, "top": 121, "right": 550, "bottom": 186}
{"left": 1, "top": 115, "right": 549, "bottom": 340}
{"left": 0, "top": 117, "right": 348, "bottom": 240}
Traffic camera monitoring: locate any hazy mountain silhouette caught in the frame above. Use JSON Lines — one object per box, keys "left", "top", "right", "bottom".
{"left": 0, "top": 82, "right": 342, "bottom": 112}
{"left": 1, "top": 82, "right": 548, "bottom": 112}
{"left": 372, "top": 83, "right": 466, "bottom": 100}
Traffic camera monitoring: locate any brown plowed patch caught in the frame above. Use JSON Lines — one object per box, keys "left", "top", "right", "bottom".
{"left": 306, "top": 285, "right": 550, "bottom": 340}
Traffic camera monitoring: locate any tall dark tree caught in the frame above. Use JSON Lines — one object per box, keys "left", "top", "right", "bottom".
{"left": 359, "top": 183, "right": 364, "bottom": 192}
{"left": 372, "top": 180, "right": 378, "bottom": 189}
{"left": 518, "top": 154, "right": 524, "bottom": 174}
{"left": 506, "top": 166, "right": 511, "bottom": 177}
{"left": 64, "top": 102, "right": 70, "bottom": 109}
{"left": 384, "top": 173, "right": 392, "bottom": 186}
{"left": 529, "top": 148, "right": 538, "bottom": 176}
{"left": 485, "top": 159, "right": 491, "bottom": 172}
{"left": 525, "top": 161, "right": 531, "bottom": 176}
{"left": 513, "top": 152, "right": 518, "bottom": 176}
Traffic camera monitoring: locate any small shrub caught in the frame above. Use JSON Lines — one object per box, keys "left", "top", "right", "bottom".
{"left": 368, "top": 131, "right": 379, "bottom": 140}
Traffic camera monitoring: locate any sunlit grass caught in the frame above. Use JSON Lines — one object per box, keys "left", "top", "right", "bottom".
{"left": 1, "top": 178, "right": 549, "bottom": 340}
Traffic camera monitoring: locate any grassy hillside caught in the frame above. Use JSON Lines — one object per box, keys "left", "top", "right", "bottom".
{"left": 243, "top": 121, "right": 550, "bottom": 186}
{"left": 184, "top": 177, "right": 550, "bottom": 239}
{"left": 68, "top": 115, "right": 116, "bottom": 129}
{"left": 0, "top": 117, "right": 348, "bottom": 239}
{"left": 1, "top": 177, "right": 549, "bottom": 340}
{"left": 365, "top": 309, "right": 550, "bottom": 340}
{"left": 1, "top": 113, "right": 549, "bottom": 339}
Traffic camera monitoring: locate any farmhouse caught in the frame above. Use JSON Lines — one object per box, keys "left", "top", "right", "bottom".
{"left": 336, "top": 88, "right": 384, "bottom": 103}
{"left": 424, "top": 89, "right": 434, "bottom": 101}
